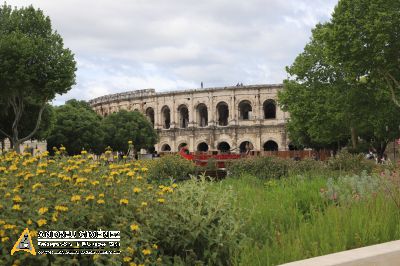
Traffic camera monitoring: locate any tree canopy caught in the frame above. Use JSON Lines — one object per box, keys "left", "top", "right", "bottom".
{"left": 279, "top": 20, "right": 400, "bottom": 156}
{"left": 0, "top": 4, "right": 76, "bottom": 152}
{"left": 325, "top": 0, "right": 400, "bottom": 107}
{"left": 102, "top": 110, "right": 158, "bottom": 153}
{"left": 47, "top": 100, "right": 104, "bottom": 155}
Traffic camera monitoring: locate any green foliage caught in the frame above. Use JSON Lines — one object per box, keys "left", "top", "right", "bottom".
{"left": 0, "top": 3, "right": 76, "bottom": 151}
{"left": 287, "top": 158, "right": 327, "bottom": 175}
{"left": 322, "top": 172, "right": 382, "bottom": 204}
{"left": 146, "top": 155, "right": 196, "bottom": 183}
{"left": 227, "top": 156, "right": 289, "bottom": 180}
{"left": 47, "top": 100, "right": 104, "bottom": 155}
{"left": 279, "top": 0, "right": 400, "bottom": 154}
{"left": 101, "top": 110, "right": 158, "bottom": 153}
{"left": 149, "top": 176, "right": 243, "bottom": 265}
{"left": 0, "top": 102, "right": 55, "bottom": 140}
{"left": 326, "top": 0, "right": 400, "bottom": 107}
{"left": 222, "top": 173, "right": 400, "bottom": 266}
{"left": 327, "top": 150, "right": 375, "bottom": 174}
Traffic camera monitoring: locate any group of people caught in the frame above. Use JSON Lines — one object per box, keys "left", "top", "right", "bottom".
{"left": 365, "top": 150, "right": 390, "bottom": 164}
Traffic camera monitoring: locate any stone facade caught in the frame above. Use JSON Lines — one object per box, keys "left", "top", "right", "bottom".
{"left": 88, "top": 84, "right": 289, "bottom": 153}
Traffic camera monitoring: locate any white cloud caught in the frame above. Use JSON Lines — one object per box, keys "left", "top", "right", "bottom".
{"left": 7, "top": 0, "right": 338, "bottom": 104}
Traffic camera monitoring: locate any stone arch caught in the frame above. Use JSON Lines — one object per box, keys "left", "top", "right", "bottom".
{"left": 178, "top": 104, "right": 189, "bottom": 128}
{"left": 197, "top": 142, "right": 209, "bottom": 152}
{"left": 216, "top": 101, "right": 229, "bottom": 126}
{"left": 238, "top": 100, "right": 253, "bottom": 120}
{"left": 145, "top": 107, "right": 155, "bottom": 126}
{"left": 263, "top": 99, "right": 276, "bottom": 119}
{"left": 161, "top": 105, "right": 171, "bottom": 129}
{"left": 196, "top": 103, "right": 208, "bottom": 127}
{"left": 161, "top": 143, "right": 171, "bottom": 151}
{"left": 263, "top": 140, "right": 278, "bottom": 151}
{"left": 217, "top": 141, "right": 231, "bottom": 153}
{"left": 239, "top": 141, "right": 254, "bottom": 154}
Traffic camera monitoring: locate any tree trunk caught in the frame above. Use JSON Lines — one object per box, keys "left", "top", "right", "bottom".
{"left": 8, "top": 98, "right": 47, "bottom": 153}
{"left": 13, "top": 139, "right": 21, "bottom": 153}
{"left": 350, "top": 127, "right": 358, "bottom": 150}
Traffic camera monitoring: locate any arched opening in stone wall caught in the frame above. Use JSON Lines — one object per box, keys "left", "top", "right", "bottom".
{"left": 216, "top": 102, "right": 229, "bottom": 126}
{"left": 263, "top": 100, "right": 276, "bottom": 119}
{"left": 178, "top": 105, "right": 189, "bottom": 128}
{"left": 239, "top": 141, "right": 254, "bottom": 154}
{"left": 161, "top": 106, "right": 171, "bottom": 129}
{"left": 178, "top": 143, "right": 187, "bottom": 151}
{"left": 217, "top": 142, "right": 231, "bottom": 153}
{"left": 263, "top": 140, "right": 278, "bottom": 151}
{"left": 197, "top": 142, "right": 209, "bottom": 152}
{"left": 161, "top": 144, "right": 171, "bottom": 151}
{"left": 238, "top": 100, "right": 252, "bottom": 120}
{"left": 197, "top": 104, "right": 208, "bottom": 127}
{"left": 145, "top": 107, "right": 155, "bottom": 126}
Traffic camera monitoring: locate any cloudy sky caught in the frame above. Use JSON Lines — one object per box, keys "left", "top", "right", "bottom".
{"left": 8, "top": 0, "right": 337, "bottom": 105}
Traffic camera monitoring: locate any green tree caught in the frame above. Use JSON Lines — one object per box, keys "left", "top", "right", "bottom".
{"left": 0, "top": 101, "right": 55, "bottom": 144}
{"left": 0, "top": 4, "right": 76, "bottom": 152}
{"left": 279, "top": 23, "right": 400, "bottom": 156}
{"left": 102, "top": 110, "right": 158, "bottom": 153}
{"left": 47, "top": 100, "right": 104, "bottom": 155}
{"left": 325, "top": 0, "right": 400, "bottom": 107}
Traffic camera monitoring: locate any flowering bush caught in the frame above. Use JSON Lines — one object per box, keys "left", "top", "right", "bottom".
{"left": 0, "top": 150, "right": 239, "bottom": 265}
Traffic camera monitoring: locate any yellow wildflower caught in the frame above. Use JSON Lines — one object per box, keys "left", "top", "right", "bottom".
{"left": 130, "top": 224, "right": 139, "bottom": 231}
{"left": 141, "top": 201, "right": 148, "bottom": 207}
{"left": 153, "top": 243, "right": 158, "bottom": 249}
{"left": 172, "top": 184, "right": 178, "bottom": 188}
{"left": 55, "top": 205, "right": 68, "bottom": 212}
{"left": 157, "top": 198, "right": 165, "bottom": 204}
{"left": 71, "top": 195, "right": 81, "bottom": 202}
{"left": 97, "top": 199, "right": 105, "bottom": 204}
{"left": 142, "top": 249, "right": 151, "bottom": 255}
{"left": 1, "top": 237, "right": 9, "bottom": 242}
{"left": 38, "top": 207, "right": 49, "bottom": 215}
{"left": 30, "top": 230, "right": 37, "bottom": 238}
{"left": 120, "top": 199, "right": 129, "bottom": 205}
{"left": 12, "top": 204, "right": 21, "bottom": 211}
{"left": 123, "top": 257, "right": 132, "bottom": 262}
{"left": 85, "top": 195, "right": 95, "bottom": 201}
{"left": 4, "top": 224, "right": 16, "bottom": 230}
{"left": 129, "top": 263, "right": 137, "bottom": 266}
{"left": 99, "top": 193, "right": 104, "bottom": 197}
{"left": 37, "top": 219, "right": 47, "bottom": 227}
{"left": 12, "top": 195, "right": 22, "bottom": 202}
{"left": 133, "top": 187, "right": 142, "bottom": 193}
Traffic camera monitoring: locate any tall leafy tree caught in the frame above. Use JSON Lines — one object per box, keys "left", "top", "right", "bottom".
{"left": 47, "top": 100, "right": 104, "bottom": 155}
{"left": 325, "top": 0, "right": 400, "bottom": 107}
{"left": 279, "top": 22, "right": 400, "bottom": 156}
{"left": 0, "top": 4, "right": 76, "bottom": 152}
{"left": 102, "top": 110, "right": 158, "bottom": 153}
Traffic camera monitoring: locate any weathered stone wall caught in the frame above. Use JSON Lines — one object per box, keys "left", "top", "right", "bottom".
{"left": 89, "top": 84, "right": 289, "bottom": 153}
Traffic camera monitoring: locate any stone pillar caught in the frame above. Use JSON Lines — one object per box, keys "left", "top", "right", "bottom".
{"left": 209, "top": 94, "right": 215, "bottom": 126}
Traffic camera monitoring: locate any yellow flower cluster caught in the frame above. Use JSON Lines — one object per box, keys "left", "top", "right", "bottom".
{"left": 0, "top": 147, "right": 178, "bottom": 265}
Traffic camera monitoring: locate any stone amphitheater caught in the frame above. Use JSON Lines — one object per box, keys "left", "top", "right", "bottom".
{"left": 88, "top": 84, "right": 290, "bottom": 153}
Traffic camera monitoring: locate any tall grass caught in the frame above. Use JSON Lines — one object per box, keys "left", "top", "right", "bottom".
{"left": 221, "top": 173, "right": 400, "bottom": 266}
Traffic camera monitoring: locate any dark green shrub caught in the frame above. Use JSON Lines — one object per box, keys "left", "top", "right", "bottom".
{"left": 227, "top": 156, "right": 289, "bottom": 179}
{"left": 149, "top": 176, "right": 243, "bottom": 265}
{"left": 288, "top": 158, "right": 327, "bottom": 175}
{"left": 327, "top": 150, "right": 375, "bottom": 174}
{"left": 146, "top": 155, "right": 196, "bottom": 183}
